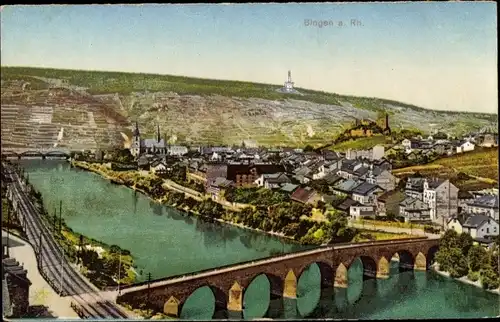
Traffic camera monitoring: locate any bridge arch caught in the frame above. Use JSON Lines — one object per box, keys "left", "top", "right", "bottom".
{"left": 241, "top": 273, "right": 282, "bottom": 319}
{"left": 388, "top": 250, "right": 415, "bottom": 274}
{"left": 178, "top": 286, "right": 216, "bottom": 320}
{"left": 347, "top": 255, "right": 378, "bottom": 281}
{"left": 297, "top": 261, "right": 333, "bottom": 289}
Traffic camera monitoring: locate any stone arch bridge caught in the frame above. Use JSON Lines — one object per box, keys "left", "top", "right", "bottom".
{"left": 117, "top": 237, "right": 439, "bottom": 317}
{"left": 1, "top": 148, "right": 71, "bottom": 160}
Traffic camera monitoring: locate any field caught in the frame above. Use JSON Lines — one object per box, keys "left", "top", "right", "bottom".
{"left": 392, "top": 148, "right": 499, "bottom": 191}
{"left": 1, "top": 66, "right": 498, "bottom": 148}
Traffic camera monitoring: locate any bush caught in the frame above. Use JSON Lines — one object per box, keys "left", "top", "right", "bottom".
{"left": 467, "top": 270, "right": 480, "bottom": 282}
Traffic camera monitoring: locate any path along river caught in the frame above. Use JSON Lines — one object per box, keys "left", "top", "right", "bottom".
{"left": 17, "top": 160, "right": 499, "bottom": 319}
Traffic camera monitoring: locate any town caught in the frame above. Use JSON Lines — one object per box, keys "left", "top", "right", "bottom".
{"left": 68, "top": 119, "right": 499, "bottom": 246}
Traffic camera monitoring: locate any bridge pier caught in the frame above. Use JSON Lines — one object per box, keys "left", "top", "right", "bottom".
{"left": 334, "top": 264, "right": 348, "bottom": 288}
{"left": 414, "top": 252, "right": 427, "bottom": 271}
{"left": 283, "top": 270, "right": 297, "bottom": 299}
{"left": 376, "top": 257, "right": 390, "bottom": 279}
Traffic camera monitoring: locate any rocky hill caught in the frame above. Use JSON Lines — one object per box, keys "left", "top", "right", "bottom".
{"left": 1, "top": 66, "right": 497, "bottom": 150}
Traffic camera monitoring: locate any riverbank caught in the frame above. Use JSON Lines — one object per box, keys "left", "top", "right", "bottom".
{"left": 23, "top": 180, "right": 138, "bottom": 289}
{"left": 432, "top": 263, "right": 500, "bottom": 295}
{"left": 71, "top": 160, "right": 301, "bottom": 243}
{"left": 71, "top": 160, "right": 413, "bottom": 246}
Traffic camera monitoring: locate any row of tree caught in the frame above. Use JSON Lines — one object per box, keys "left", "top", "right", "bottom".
{"left": 435, "top": 230, "right": 499, "bottom": 290}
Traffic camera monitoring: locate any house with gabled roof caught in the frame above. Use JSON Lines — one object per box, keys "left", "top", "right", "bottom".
{"left": 255, "top": 172, "right": 291, "bottom": 189}
{"left": 423, "top": 178, "right": 459, "bottom": 224}
{"left": 334, "top": 198, "right": 361, "bottom": 214}
{"left": 351, "top": 182, "right": 383, "bottom": 205}
{"left": 290, "top": 187, "right": 320, "bottom": 205}
{"left": 377, "top": 190, "right": 406, "bottom": 217}
{"left": 399, "top": 197, "right": 431, "bottom": 222}
{"left": 462, "top": 214, "right": 499, "bottom": 239}
{"left": 447, "top": 217, "right": 463, "bottom": 234}
{"left": 207, "top": 177, "right": 235, "bottom": 201}
{"left": 466, "top": 194, "right": 499, "bottom": 221}
{"left": 332, "top": 179, "right": 363, "bottom": 196}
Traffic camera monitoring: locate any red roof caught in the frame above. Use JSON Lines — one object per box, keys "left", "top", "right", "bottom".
{"left": 291, "top": 187, "right": 317, "bottom": 203}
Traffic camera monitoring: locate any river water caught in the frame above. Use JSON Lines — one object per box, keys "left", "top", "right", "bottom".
{"left": 17, "top": 160, "right": 499, "bottom": 319}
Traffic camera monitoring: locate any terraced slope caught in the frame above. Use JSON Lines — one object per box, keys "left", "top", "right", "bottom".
{"left": 1, "top": 86, "right": 129, "bottom": 150}
{"left": 1, "top": 67, "right": 497, "bottom": 148}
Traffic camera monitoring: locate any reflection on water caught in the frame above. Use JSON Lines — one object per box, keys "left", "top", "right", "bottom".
{"left": 16, "top": 160, "right": 500, "bottom": 319}
{"left": 18, "top": 160, "right": 303, "bottom": 283}
{"left": 182, "top": 260, "right": 499, "bottom": 320}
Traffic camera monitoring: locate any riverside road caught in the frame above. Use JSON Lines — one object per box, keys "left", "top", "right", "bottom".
{"left": 4, "top": 164, "right": 130, "bottom": 319}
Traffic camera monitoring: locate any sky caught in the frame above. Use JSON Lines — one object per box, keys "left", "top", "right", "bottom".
{"left": 1, "top": 3, "right": 497, "bottom": 113}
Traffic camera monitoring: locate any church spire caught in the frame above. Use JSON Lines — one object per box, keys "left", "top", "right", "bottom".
{"left": 133, "top": 121, "right": 140, "bottom": 137}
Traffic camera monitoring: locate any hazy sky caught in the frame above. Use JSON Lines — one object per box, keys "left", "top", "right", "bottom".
{"left": 1, "top": 3, "right": 497, "bottom": 113}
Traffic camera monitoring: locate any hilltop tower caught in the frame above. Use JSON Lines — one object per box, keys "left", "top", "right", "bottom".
{"left": 156, "top": 124, "right": 161, "bottom": 143}
{"left": 284, "top": 70, "right": 295, "bottom": 92}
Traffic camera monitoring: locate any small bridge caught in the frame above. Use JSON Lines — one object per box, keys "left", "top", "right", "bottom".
{"left": 117, "top": 237, "right": 439, "bottom": 317}
{"left": 1, "top": 148, "right": 71, "bottom": 160}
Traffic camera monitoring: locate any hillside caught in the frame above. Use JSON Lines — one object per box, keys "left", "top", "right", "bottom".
{"left": 392, "top": 148, "right": 498, "bottom": 191}
{"left": 1, "top": 66, "right": 497, "bottom": 149}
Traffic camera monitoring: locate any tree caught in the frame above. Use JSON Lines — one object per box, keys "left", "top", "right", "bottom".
{"left": 480, "top": 266, "right": 500, "bottom": 290}
{"left": 447, "top": 247, "right": 468, "bottom": 278}
{"left": 467, "top": 245, "right": 488, "bottom": 272}
{"left": 457, "top": 233, "right": 474, "bottom": 257}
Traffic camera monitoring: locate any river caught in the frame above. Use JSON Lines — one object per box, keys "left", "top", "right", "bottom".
{"left": 16, "top": 160, "right": 499, "bottom": 319}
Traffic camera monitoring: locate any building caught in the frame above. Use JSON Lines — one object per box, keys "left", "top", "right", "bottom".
{"left": 366, "top": 168, "right": 398, "bottom": 191}
{"left": 455, "top": 141, "right": 475, "bottom": 154}
{"left": 2, "top": 256, "right": 31, "bottom": 318}
{"left": 462, "top": 215, "right": 499, "bottom": 239}
{"left": 290, "top": 187, "right": 320, "bottom": 205}
{"left": 130, "top": 123, "right": 167, "bottom": 157}
{"left": 351, "top": 182, "right": 383, "bottom": 205}
{"left": 150, "top": 159, "right": 168, "bottom": 175}
{"left": 350, "top": 205, "right": 376, "bottom": 220}
{"left": 207, "top": 177, "right": 234, "bottom": 201}
{"left": 376, "top": 190, "right": 406, "bottom": 217}
{"left": 276, "top": 70, "right": 302, "bottom": 94}
{"left": 404, "top": 177, "right": 426, "bottom": 200}
{"left": 345, "top": 145, "right": 385, "bottom": 161}
{"left": 226, "top": 163, "right": 285, "bottom": 188}
{"left": 399, "top": 197, "right": 431, "bottom": 222}
{"left": 254, "top": 172, "right": 291, "bottom": 189}
{"left": 465, "top": 194, "right": 499, "bottom": 221}
{"left": 167, "top": 146, "right": 189, "bottom": 156}
{"left": 447, "top": 217, "right": 463, "bottom": 234}
{"left": 423, "top": 178, "right": 459, "bottom": 225}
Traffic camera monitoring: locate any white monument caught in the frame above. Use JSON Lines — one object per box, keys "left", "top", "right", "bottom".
{"left": 276, "top": 70, "right": 302, "bottom": 95}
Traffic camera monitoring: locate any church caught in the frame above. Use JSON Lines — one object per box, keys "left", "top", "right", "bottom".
{"left": 130, "top": 122, "right": 167, "bottom": 157}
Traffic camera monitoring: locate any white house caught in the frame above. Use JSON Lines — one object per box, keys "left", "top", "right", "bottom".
{"left": 254, "top": 172, "right": 291, "bottom": 189}
{"left": 447, "top": 217, "right": 463, "bottom": 234}
{"left": 465, "top": 194, "right": 499, "bottom": 221}
{"left": 313, "top": 160, "right": 342, "bottom": 180}
{"left": 150, "top": 160, "right": 168, "bottom": 175}
{"left": 167, "top": 145, "right": 189, "bottom": 156}
{"left": 349, "top": 205, "right": 375, "bottom": 220}
{"left": 462, "top": 215, "right": 499, "bottom": 239}
{"left": 401, "top": 139, "right": 412, "bottom": 149}
{"left": 423, "top": 178, "right": 459, "bottom": 225}
{"left": 456, "top": 141, "right": 475, "bottom": 154}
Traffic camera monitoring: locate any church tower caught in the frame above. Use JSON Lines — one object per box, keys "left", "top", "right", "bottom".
{"left": 156, "top": 124, "right": 161, "bottom": 143}
{"left": 131, "top": 121, "right": 141, "bottom": 157}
